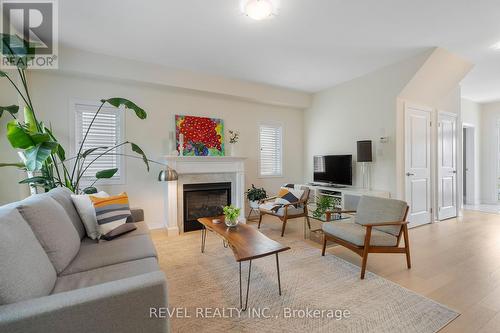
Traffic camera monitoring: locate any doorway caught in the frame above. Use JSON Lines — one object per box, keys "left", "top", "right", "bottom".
{"left": 437, "top": 112, "right": 458, "bottom": 220}
{"left": 463, "top": 125, "right": 475, "bottom": 205}
{"left": 404, "top": 104, "right": 432, "bottom": 227}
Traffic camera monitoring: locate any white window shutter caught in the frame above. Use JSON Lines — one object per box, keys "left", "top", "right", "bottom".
{"left": 259, "top": 124, "right": 283, "bottom": 177}
{"left": 75, "top": 103, "right": 124, "bottom": 183}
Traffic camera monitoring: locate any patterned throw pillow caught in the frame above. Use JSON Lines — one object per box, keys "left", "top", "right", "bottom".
{"left": 89, "top": 192, "right": 132, "bottom": 236}
{"left": 275, "top": 187, "right": 305, "bottom": 206}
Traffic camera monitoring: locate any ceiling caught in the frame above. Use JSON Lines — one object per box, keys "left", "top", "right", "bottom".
{"left": 59, "top": 0, "right": 500, "bottom": 102}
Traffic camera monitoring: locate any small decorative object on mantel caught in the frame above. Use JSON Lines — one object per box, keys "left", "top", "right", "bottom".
{"left": 175, "top": 115, "right": 224, "bottom": 156}
{"left": 227, "top": 129, "right": 240, "bottom": 156}
{"left": 223, "top": 205, "right": 241, "bottom": 227}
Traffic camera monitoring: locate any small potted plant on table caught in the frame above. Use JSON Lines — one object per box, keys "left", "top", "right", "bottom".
{"left": 223, "top": 205, "right": 241, "bottom": 227}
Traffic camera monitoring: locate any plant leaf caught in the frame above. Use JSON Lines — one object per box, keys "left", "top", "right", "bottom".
{"left": 25, "top": 141, "right": 58, "bottom": 171}
{"left": 19, "top": 176, "right": 49, "bottom": 184}
{"left": 30, "top": 133, "right": 51, "bottom": 144}
{"left": 0, "top": 105, "right": 19, "bottom": 118}
{"left": 95, "top": 168, "right": 118, "bottom": 179}
{"left": 23, "top": 105, "right": 37, "bottom": 132}
{"left": 83, "top": 187, "right": 98, "bottom": 194}
{"left": 102, "top": 98, "right": 147, "bottom": 119}
{"left": 43, "top": 126, "right": 65, "bottom": 161}
{"left": 6, "top": 120, "right": 35, "bottom": 149}
{"left": 130, "top": 142, "right": 150, "bottom": 171}
{"left": 0, "top": 162, "right": 25, "bottom": 168}
{"left": 82, "top": 146, "right": 108, "bottom": 158}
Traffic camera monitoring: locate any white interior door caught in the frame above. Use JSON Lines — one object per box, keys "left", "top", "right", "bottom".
{"left": 438, "top": 112, "right": 457, "bottom": 220}
{"left": 463, "top": 127, "right": 475, "bottom": 205}
{"left": 405, "top": 105, "right": 432, "bottom": 227}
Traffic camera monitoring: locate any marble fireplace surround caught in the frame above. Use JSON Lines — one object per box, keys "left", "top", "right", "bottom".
{"left": 163, "top": 156, "right": 246, "bottom": 235}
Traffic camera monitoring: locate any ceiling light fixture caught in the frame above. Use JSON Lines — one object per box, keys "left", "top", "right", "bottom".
{"left": 241, "top": 0, "right": 278, "bottom": 21}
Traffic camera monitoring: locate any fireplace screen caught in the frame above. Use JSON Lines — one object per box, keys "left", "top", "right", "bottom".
{"left": 183, "top": 182, "right": 231, "bottom": 232}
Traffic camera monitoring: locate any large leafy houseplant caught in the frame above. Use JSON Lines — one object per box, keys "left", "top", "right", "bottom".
{"left": 0, "top": 34, "right": 149, "bottom": 194}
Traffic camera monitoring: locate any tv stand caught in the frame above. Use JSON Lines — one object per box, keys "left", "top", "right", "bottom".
{"left": 327, "top": 184, "right": 347, "bottom": 189}
{"left": 304, "top": 184, "right": 390, "bottom": 210}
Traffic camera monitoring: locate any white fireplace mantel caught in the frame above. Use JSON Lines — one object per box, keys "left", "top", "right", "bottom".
{"left": 162, "top": 156, "right": 247, "bottom": 236}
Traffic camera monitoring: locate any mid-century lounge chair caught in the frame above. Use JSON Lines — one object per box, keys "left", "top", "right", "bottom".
{"left": 258, "top": 185, "right": 311, "bottom": 237}
{"left": 321, "top": 195, "right": 410, "bottom": 279}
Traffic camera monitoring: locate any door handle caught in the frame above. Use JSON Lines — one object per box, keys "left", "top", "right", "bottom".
{"left": 406, "top": 172, "right": 415, "bottom": 176}
{"left": 451, "top": 170, "right": 457, "bottom": 174}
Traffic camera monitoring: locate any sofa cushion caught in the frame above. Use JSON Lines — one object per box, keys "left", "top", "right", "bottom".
{"left": 47, "top": 187, "right": 86, "bottom": 239}
{"left": 112, "top": 221, "right": 150, "bottom": 239}
{"left": 17, "top": 195, "right": 81, "bottom": 274}
{"left": 322, "top": 219, "right": 398, "bottom": 247}
{"left": 355, "top": 196, "right": 408, "bottom": 236}
{"left": 61, "top": 234, "right": 157, "bottom": 276}
{"left": 71, "top": 191, "right": 109, "bottom": 240}
{"left": 52, "top": 257, "right": 159, "bottom": 294}
{"left": 0, "top": 208, "right": 57, "bottom": 305}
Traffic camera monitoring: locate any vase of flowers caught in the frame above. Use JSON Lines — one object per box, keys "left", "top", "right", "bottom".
{"left": 223, "top": 205, "right": 241, "bottom": 227}
{"left": 227, "top": 130, "right": 240, "bottom": 156}
{"left": 245, "top": 184, "right": 267, "bottom": 209}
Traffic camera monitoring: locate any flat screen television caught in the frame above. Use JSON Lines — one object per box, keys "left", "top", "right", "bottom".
{"left": 313, "top": 155, "right": 352, "bottom": 186}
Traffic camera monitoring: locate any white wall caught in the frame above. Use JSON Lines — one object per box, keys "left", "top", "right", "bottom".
{"left": 0, "top": 70, "right": 305, "bottom": 229}
{"left": 480, "top": 101, "right": 500, "bottom": 203}
{"left": 461, "top": 98, "right": 482, "bottom": 204}
{"left": 304, "top": 52, "right": 430, "bottom": 196}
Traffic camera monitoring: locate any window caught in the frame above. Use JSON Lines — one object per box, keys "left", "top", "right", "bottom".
{"left": 259, "top": 123, "right": 283, "bottom": 177}
{"left": 74, "top": 102, "right": 125, "bottom": 184}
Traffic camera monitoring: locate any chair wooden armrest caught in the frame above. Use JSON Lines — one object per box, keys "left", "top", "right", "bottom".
{"left": 361, "top": 220, "right": 408, "bottom": 227}
{"left": 336, "top": 210, "right": 356, "bottom": 214}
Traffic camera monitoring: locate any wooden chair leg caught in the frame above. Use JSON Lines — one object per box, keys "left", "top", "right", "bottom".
{"left": 280, "top": 217, "right": 287, "bottom": 237}
{"left": 305, "top": 215, "right": 311, "bottom": 230}
{"left": 258, "top": 213, "right": 263, "bottom": 229}
{"left": 321, "top": 235, "right": 327, "bottom": 256}
{"left": 403, "top": 224, "right": 411, "bottom": 269}
{"left": 360, "top": 226, "right": 372, "bottom": 279}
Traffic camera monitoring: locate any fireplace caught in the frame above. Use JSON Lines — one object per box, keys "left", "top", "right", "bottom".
{"left": 183, "top": 182, "right": 231, "bottom": 232}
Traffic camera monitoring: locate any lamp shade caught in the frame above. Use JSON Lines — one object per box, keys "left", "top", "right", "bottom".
{"left": 357, "top": 140, "right": 372, "bottom": 162}
{"left": 158, "top": 167, "right": 178, "bottom": 182}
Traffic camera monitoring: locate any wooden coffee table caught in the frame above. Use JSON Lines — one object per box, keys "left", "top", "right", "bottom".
{"left": 197, "top": 216, "right": 290, "bottom": 310}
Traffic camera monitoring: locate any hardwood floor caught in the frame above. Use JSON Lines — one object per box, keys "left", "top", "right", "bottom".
{"left": 152, "top": 210, "right": 500, "bottom": 332}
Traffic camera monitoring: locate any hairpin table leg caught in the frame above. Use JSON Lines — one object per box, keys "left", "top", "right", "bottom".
{"left": 200, "top": 226, "right": 206, "bottom": 253}
{"left": 276, "top": 253, "right": 282, "bottom": 295}
{"left": 239, "top": 260, "right": 252, "bottom": 311}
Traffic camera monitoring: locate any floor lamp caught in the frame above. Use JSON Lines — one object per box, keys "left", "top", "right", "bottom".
{"left": 158, "top": 167, "right": 179, "bottom": 233}
{"left": 357, "top": 140, "right": 372, "bottom": 190}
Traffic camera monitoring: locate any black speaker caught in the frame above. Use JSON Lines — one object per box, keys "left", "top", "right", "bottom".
{"left": 357, "top": 140, "right": 372, "bottom": 162}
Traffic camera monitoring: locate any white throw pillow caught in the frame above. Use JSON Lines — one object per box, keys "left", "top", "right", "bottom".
{"left": 71, "top": 191, "right": 108, "bottom": 240}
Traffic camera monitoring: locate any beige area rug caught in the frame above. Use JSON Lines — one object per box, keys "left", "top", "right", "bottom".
{"left": 154, "top": 226, "right": 459, "bottom": 333}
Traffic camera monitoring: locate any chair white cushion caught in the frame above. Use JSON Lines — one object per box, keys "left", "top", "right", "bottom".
{"left": 259, "top": 202, "right": 304, "bottom": 217}
{"left": 355, "top": 196, "right": 407, "bottom": 236}
{"left": 322, "top": 219, "right": 398, "bottom": 247}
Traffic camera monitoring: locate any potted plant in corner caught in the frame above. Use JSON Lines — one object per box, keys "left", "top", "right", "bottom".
{"left": 245, "top": 184, "right": 267, "bottom": 209}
